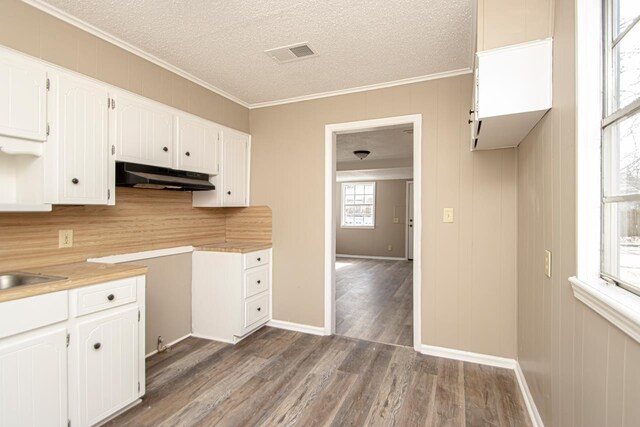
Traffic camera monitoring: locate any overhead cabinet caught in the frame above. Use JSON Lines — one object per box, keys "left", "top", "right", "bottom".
{"left": 45, "top": 71, "right": 111, "bottom": 205}
{"left": 192, "top": 128, "right": 251, "bottom": 207}
{"left": 175, "top": 113, "right": 220, "bottom": 175}
{"left": 112, "top": 91, "right": 174, "bottom": 169}
{"left": 470, "top": 38, "right": 552, "bottom": 150}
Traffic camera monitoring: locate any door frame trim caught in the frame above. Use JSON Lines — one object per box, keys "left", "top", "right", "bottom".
{"left": 405, "top": 180, "right": 414, "bottom": 261}
{"left": 324, "top": 114, "right": 422, "bottom": 350}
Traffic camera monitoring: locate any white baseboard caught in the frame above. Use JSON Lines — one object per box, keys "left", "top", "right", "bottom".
{"left": 267, "top": 319, "right": 327, "bottom": 336}
{"left": 514, "top": 362, "right": 544, "bottom": 427}
{"left": 336, "top": 254, "right": 406, "bottom": 261}
{"left": 145, "top": 333, "right": 192, "bottom": 358}
{"left": 418, "top": 344, "right": 517, "bottom": 369}
{"left": 419, "top": 344, "right": 542, "bottom": 426}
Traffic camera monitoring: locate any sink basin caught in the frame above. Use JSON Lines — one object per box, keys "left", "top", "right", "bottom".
{"left": 0, "top": 273, "right": 67, "bottom": 290}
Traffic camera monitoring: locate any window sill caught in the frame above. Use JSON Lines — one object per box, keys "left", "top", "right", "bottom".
{"left": 570, "top": 276, "right": 640, "bottom": 344}
{"left": 340, "top": 226, "right": 375, "bottom": 230}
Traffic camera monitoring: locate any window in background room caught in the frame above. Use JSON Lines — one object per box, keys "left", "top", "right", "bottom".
{"left": 602, "top": 0, "right": 640, "bottom": 295}
{"left": 341, "top": 182, "right": 376, "bottom": 228}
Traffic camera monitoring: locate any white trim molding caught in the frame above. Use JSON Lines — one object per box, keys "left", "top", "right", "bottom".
{"left": 418, "top": 344, "right": 517, "bottom": 369}
{"left": 514, "top": 363, "right": 545, "bottom": 427}
{"left": 324, "top": 114, "right": 422, "bottom": 350}
{"left": 570, "top": 277, "right": 640, "bottom": 344}
{"left": 88, "top": 246, "right": 194, "bottom": 264}
{"left": 267, "top": 320, "right": 327, "bottom": 336}
{"left": 336, "top": 254, "right": 406, "bottom": 261}
{"left": 250, "top": 69, "right": 472, "bottom": 109}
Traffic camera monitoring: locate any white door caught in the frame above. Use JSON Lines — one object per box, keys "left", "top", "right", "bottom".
{"left": 113, "top": 92, "right": 174, "bottom": 168}
{"left": 175, "top": 114, "right": 219, "bottom": 175}
{"left": 57, "top": 72, "right": 109, "bottom": 204}
{"left": 222, "top": 129, "right": 249, "bottom": 206}
{"left": 407, "top": 181, "right": 414, "bottom": 260}
{"left": 0, "top": 50, "right": 47, "bottom": 142}
{"left": 0, "top": 326, "right": 67, "bottom": 427}
{"left": 74, "top": 306, "right": 139, "bottom": 427}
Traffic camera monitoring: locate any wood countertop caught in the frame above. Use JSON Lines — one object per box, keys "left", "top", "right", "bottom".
{"left": 195, "top": 242, "right": 272, "bottom": 253}
{"left": 0, "top": 262, "right": 147, "bottom": 303}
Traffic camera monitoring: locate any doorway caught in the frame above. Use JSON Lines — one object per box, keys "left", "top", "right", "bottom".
{"left": 324, "top": 115, "right": 422, "bottom": 351}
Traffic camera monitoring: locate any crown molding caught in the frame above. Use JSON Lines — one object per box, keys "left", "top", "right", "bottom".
{"left": 249, "top": 68, "right": 473, "bottom": 109}
{"left": 22, "top": 0, "right": 473, "bottom": 110}
{"left": 20, "top": 0, "right": 251, "bottom": 108}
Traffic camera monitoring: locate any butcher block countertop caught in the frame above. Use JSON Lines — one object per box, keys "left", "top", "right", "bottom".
{"left": 195, "top": 242, "right": 272, "bottom": 254}
{"left": 0, "top": 262, "right": 147, "bottom": 303}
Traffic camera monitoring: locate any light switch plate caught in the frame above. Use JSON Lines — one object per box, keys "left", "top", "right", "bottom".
{"left": 59, "top": 230, "right": 73, "bottom": 248}
{"left": 393, "top": 217, "right": 399, "bottom": 224}
{"left": 443, "top": 208, "right": 454, "bottom": 223}
{"left": 544, "top": 250, "right": 552, "bottom": 277}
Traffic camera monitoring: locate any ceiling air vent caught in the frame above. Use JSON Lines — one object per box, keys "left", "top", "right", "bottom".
{"left": 265, "top": 42, "right": 319, "bottom": 64}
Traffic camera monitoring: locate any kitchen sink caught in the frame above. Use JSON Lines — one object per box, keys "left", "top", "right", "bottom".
{"left": 0, "top": 273, "right": 67, "bottom": 290}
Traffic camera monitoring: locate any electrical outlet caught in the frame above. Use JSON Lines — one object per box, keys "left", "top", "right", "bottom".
{"left": 443, "top": 208, "right": 454, "bottom": 223}
{"left": 59, "top": 230, "right": 73, "bottom": 248}
{"left": 387, "top": 245, "right": 393, "bottom": 252}
{"left": 393, "top": 217, "right": 399, "bottom": 224}
{"left": 544, "top": 250, "right": 552, "bottom": 277}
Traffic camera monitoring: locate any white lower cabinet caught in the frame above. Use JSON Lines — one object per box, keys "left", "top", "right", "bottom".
{"left": 192, "top": 249, "right": 271, "bottom": 343}
{"left": 0, "top": 326, "right": 68, "bottom": 427}
{"left": 71, "top": 306, "right": 139, "bottom": 427}
{"left": 0, "top": 275, "right": 145, "bottom": 427}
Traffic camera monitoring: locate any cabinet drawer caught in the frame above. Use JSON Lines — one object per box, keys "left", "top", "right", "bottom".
{"left": 74, "top": 277, "right": 137, "bottom": 317}
{"left": 244, "top": 292, "right": 269, "bottom": 328}
{"left": 0, "top": 291, "right": 67, "bottom": 339}
{"left": 244, "top": 266, "right": 269, "bottom": 299}
{"left": 244, "top": 249, "right": 270, "bottom": 270}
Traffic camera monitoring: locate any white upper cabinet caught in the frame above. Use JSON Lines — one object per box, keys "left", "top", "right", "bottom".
{"left": 112, "top": 91, "right": 174, "bottom": 168}
{"left": 192, "top": 128, "right": 250, "bottom": 208}
{"left": 222, "top": 129, "right": 250, "bottom": 206}
{"left": 45, "top": 71, "right": 110, "bottom": 205}
{"left": 0, "top": 49, "right": 47, "bottom": 144}
{"left": 471, "top": 38, "right": 552, "bottom": 150}
{"left": 175, "top": 113, "right": 220, "bottom": 175}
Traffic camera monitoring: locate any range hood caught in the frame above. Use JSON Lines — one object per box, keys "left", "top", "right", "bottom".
{"left": 116, "top": 162, "right": 214, "bottom": 191}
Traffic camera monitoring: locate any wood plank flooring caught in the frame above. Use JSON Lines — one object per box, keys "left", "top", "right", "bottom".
{"left": 336, "top": 257, "right": 413, "bottom": 347}
{"left": 107, "top": 328, "right": 532, "bottom": 427}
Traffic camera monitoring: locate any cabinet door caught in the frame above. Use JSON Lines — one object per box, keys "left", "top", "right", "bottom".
{"left": 75, "top": 306, "right": 139, "bottom": 427}
{"left": 57, "top": 73, "right": 109, "bottom": 204}
{"left": 175, "top": 114, "right": 219, "bottom": 175}
{"left": 0, "top": 326, "right": 67, "bottom": 427}
{"left": 0, "top": 50, "right": 47, "bottom": 142}
{"left": 222, "top": 129, "right": 249, "bottom": 206}
{"left": 113, "top": 92, "right": 174, "bottom": 168}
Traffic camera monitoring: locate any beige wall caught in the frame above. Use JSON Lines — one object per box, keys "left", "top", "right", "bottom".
{"left": 0, "top": 0, "right": 249, "bottom": 133}
{"left": 250, "top": 74, "right": 518, "bottom": 358}
{"left": 477, "top": 0, "right": 554, "bottom": 51}
{"left": 336, "top": 179, "right": 409, "bottom": 259}
{"left": 516, "top": 0, "right": 640, "bottom": 425}
{"left": 125, "top": 254, "right": 192, "bottom": 355}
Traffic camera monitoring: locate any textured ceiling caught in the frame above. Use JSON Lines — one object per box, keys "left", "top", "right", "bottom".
{"left": 39, "top": 0, "right": 474, "bottom": 105}
{"left": 336, "top": 126, "right": 413, "bottom": 163}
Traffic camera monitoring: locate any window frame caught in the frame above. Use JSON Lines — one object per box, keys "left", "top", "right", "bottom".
{"left": 340, "top": 181, "right": 376, "bottom": 229}
{"left": 601, "top": 0, "right": 640, "bottom": 296}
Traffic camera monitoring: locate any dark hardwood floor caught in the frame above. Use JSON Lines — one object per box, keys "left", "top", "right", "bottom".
{"left": 108, "top": 328, "right": 531, "bottom": 427}
{"left": 336, "top": 257, "right": 413, "bottom": 347}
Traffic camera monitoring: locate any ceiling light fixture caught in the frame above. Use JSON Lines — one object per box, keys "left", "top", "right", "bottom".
{"left": 353, "top": 150, "right": 370, "bottom": 160}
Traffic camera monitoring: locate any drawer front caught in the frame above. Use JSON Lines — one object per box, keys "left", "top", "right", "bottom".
{"left": 0, "top": 291, "right": 68, "bottom": 339}
{"left": 243, "top": 249, "right": 270, "bottom": 270}
{"left": 75, "top": 277, "right": 137, "bottom": 317}
{"left": 244, "top": 266, "right": 269, "bottom": 299}
{"left": 244, "top": 292, "right": 269, "bottom": 328}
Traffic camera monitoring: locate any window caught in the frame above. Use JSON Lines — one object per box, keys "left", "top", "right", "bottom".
{"left": 602, "top": 0, "right": 640, "bottom": 295}
{"left": 341, "top": 182, "right": 375, "bottom": 228}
